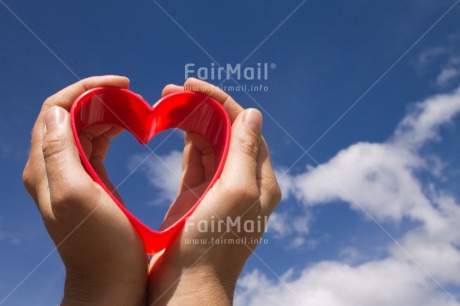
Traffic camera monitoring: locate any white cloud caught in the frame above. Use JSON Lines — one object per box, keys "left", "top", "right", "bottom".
{"left": 417, "top": 46, "right": 449, "bottom": 69}
{"left": 290, "top": 88, "right": 460, "bottom": 231}
{"left": 236, "top": 260, "right": 458, "bottom": 306}
{"left": 129, "top": 150, "right": 182, "bottom": 205}
{"left": 268, "top": 212, "right": 310, "bottom": 238}
{"left": 275, "top": 168, "right": 296, "bottom": 201}
{"left": 0, "top": 216, "right": 20, "bottom": 245}
{"left": 393, "top": 87, "right": 460, "bottom": 149}
{"left": 436, "top": 55, "right": 460, "bottom": 88}
{"left": 267, "top": 212, "right": 311, "bottom": 248}
{"left": 437, "top": 67, "right": 459, "bottom": 87}
{"left": 0, "top": 230, "right": 20, "bottom": 245}
{"left": 415, "top": 45, "right": 460, "bottom": 88}
{"left": 236, "top": 88, "right": 460, "bottom": 305}
{"left": 292, "top": 143, "right": 434, "bottom": 224}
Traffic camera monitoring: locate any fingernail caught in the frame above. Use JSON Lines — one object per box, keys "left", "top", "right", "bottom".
{"left": 243, "top": 109, "right": 263, "bottom": 134}
{"left": 45, "top": 106, "right": 65, "bottom": 130}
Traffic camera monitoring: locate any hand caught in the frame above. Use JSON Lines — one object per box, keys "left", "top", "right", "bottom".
{"left": 22, "top": 76, "right": 148, "bottom": 305}
{"left": 148, "top": 78, "right": 282, "bottom": 305}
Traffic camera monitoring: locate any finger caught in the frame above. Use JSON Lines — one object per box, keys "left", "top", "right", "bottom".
{"left": 26, "top": 76, "right": 130, "bottom": 199}
{"left": 162, "top": 84, "right": 183, "bottom": 97}
{"left": 78, "top": 124, "right": 124, "bottom": 203}
{"left": 179, "top": 132, "right": 216, "bottom": 193}
{"left": 44, "top": 75, "right": 130, "bottom": 113}
{"left": 221, "top": 109, "right": 263, "bottom": 190}
{"left": 183, "top": 78, "right": 244, "bottom": 123}
{"left": 90, "top": 157, "right": 125, "bottom": 205}
{"left": 179, "top": 132, "right": 205, "bottom": 193}
{"left": 41, "top": 106, "right": 92, "bottom": 210}
{"left": 38, "top": 76, "right": 130, "bottom": 142}
{"left": 187, "top": 132, "right": 216, "bottom": 182}
{"left": 32, "top": 75, "right": 129, "bottom": 162}
{"left": 90, "top": 126, "right": 123, "bottom": 162}
{"left": 78, "top": 124, "right": 123, "bottom": 161}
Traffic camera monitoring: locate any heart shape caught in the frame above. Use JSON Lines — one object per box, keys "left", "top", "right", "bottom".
{"left": 70, "top": 87, "right": 231, "bottom": 254}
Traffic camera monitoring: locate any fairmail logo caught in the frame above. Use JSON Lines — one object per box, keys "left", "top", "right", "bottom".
{"left": 184, "top": 62, "right": 276, "bottom": 81}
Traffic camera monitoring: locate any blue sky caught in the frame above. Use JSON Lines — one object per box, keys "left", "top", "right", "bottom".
{"left": 1, "top": 1, "right": 460, "bottom": 305}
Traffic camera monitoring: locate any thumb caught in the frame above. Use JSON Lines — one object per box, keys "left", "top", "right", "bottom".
{"left": 42, "top": 106, "right": 90, "bottom": 203}
{"left": 221, "top": 108, "right": 263, "bottom": 188}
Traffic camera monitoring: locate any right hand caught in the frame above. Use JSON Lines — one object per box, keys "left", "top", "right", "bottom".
{"left": 148, "top": 78, "right": 282, "bottom": 306}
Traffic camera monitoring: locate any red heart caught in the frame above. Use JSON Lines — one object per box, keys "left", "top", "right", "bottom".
{"left": 70, "top": 87, "right": 231, "bottom": 254}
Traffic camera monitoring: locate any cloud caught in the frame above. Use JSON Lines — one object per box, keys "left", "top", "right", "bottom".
{"left": 0, "top": 216, "right": 20, "bottom": 245}
{"left": 128, "top": 150, "right": 182, "bottom": 205}
{"left": 393, "top": 87, "right": 460, "bottom": 149}
{"left": 236, "top": 87, "right": 460, "bottom": 305}
{"left": 437, "top": 67, "right": 459, "bottom": 87}
{"left": 415, "top": 45, "right": 460, "bottom": 87}
{"left": 417, "top": 46, "right": 449, "bottom": 69}
{"left": 435, "top": 55, "right": 460, "bottom": 88}
{"left": 236, "top": 260, "right": 458, "bottom": 306}
{"left": 267, "top": 212, "right": 311, "bottom": 249}
{"left": 275, "top": 168, "right": 296, "bottom": 201}
{"left": 288, "top": 88, "right": 460, "bottom": 230}
{"left": 0, "top": 231, "right": 20, "bottom": 245}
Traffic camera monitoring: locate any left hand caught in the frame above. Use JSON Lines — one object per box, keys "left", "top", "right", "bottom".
{"left": 23, "top": 76, "right": 148, "bottom": 306}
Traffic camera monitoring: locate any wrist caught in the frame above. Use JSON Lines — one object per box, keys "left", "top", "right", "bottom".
{"left": 149, "top": 264, "right": 236, "bottom": 306}
{"left": 62, "top": 269, "right": 146, "bottom": 306}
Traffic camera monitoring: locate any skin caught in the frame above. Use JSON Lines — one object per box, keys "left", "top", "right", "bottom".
{"left": 23, "top": 76, "right": 281, "bottom": 305}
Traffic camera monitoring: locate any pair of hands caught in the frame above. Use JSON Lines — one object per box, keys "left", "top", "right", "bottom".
{"left": 22, "top": 75, "right": 281, "bottom": 305}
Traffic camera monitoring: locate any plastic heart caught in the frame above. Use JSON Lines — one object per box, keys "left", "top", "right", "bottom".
{"left": 70, "top": 87, "right": 231, "bottom": 254}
